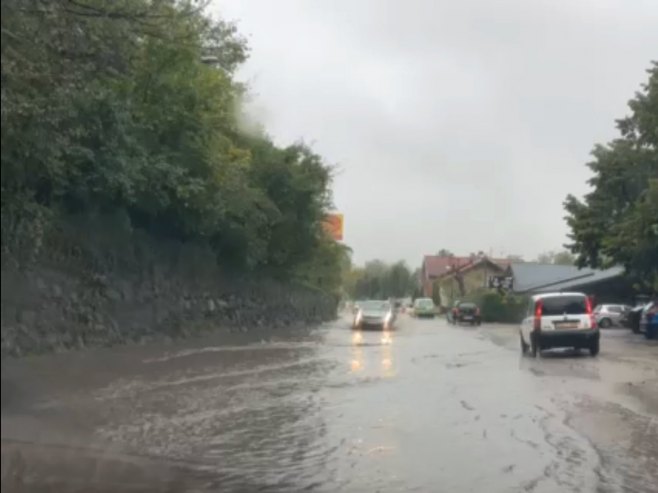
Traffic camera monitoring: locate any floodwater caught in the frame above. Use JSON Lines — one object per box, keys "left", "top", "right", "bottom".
{"left": 2, "top": 315, "right": 657, "bottom": 492}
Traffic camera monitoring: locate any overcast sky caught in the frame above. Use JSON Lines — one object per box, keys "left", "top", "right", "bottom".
{"left": 212, "top": 0, "right": 658, "bottom": 268}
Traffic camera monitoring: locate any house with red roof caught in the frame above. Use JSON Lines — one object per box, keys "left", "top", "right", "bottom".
{"left": 420, "top": 254, "right": 512, "bottom": 308}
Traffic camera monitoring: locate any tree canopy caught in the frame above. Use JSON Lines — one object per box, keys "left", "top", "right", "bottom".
{"left": 565, "top": 62, "right": 658, "bottom": 292}
{"left": 535, "top": 250, "right": 575, "bottom": 266}
{"left": 1, "top": 0, "right": 344, "bottom": 292}
{"left": 345, "top": 260, "right": 417, "bottom": 300}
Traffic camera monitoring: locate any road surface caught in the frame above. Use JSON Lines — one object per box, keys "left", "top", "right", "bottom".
{"left": 2, "top": 314, "right": 657, "bottom": 492}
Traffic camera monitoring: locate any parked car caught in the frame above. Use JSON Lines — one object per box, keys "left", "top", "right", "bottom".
{"left": 594, "top": 304, "right": 631, "bottom": 328}
{"left": 520, "top": 292, "right": 599, "bottom": 357}
{"left": 448, "top": 301, "right": 481, "bottom": 325}
{"left": 353, "top": 300, "right": 395, "bottom": 330}
{"left": 412, "top": 298, "right": 436, "bottom": 318}
{"left": 628, "top": 303, "right": 649, "bottom": 334}
{"left": 640, "top": 301, "right": 657, "bottom": 340}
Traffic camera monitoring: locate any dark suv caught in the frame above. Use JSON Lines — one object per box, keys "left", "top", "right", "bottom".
{"left": 448, "top": 301, "right": 481, "bottom": 325}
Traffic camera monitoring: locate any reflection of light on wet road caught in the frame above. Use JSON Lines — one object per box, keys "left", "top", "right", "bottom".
{"left": 381, "top": 344, "right": 395, "bottom": 377}
{"left": 351, "top": 331, "right": 364, "bottom": 372}
{"left": 349, "top": 329, "right": 396, "bottom": 375}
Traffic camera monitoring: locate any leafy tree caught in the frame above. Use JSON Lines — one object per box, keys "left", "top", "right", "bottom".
{"left": 436, "top": 248, "right": 453, "bottom": 257}
{"left": 535, "top": 250, "right": 575, "bottom": 265}
{"left": 564, "top": 62, "right": 658, "bottom": 292}
{"left": 346, "top": 260, "right": 416, "bottom": 299}
{"left": 1, "top": 0, "right": 343, "bottom": 292}
{"left": 552, "top": 251, "right": 576, "bottom": 266}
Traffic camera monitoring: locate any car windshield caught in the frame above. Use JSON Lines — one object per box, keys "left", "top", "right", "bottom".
{"left": 415, "top": 299, "right": 433, "bottom": 307}
{"left": 361, "top": 300, "right": 390, "bottom": 311}
{"left": 541, "top": 296, "right": 588, "bottom": 316}
{"left": 459, "top": 302, "right": 477, "bottom": 309}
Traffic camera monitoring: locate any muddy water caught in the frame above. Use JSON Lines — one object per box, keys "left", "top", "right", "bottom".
{"left": 2, "top": 316, "right": 657, "bottom": 492}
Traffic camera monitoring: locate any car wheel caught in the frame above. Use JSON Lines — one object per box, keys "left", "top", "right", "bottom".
{"left": 599, "top": 318, "right": 612, "bottom": 328}
{"left": 589, "top": 339, "right": 600, "bottom": 356}
{"left": 530, "top": 334, "right": 539, "bottom": 357}
{"left": 520, "top": 334, "right": 528, "bottom": 354}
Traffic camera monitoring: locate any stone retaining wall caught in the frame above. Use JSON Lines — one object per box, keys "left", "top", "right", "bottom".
{"left": 1, "top": 213, "right": 336, "bottom": 356}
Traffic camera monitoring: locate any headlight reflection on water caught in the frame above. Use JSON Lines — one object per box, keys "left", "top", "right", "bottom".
{"left": 350, "top": 357, "right": 363, "bottom": 372}
{"left": 350, "top": 329, "right": 395, "bottom": 376}
{"left": 351, "top": 330, "right": 364, "bottom": 372}
{"left": 380, "top": 331, "right": 395, "bottom": 377}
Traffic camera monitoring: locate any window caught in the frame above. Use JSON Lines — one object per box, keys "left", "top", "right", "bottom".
{"left": 541, "top": 296, "right": 587, "bottom": 316}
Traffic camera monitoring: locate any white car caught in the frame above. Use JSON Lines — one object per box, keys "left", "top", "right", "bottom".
{"left": 520, "top": 292, "right": 600, "bottom": 357}
{"left": 353, "top": 300, "right": 395, "bottom": 330}
{"left": 593, "top": 303, "right": 631, "bottom": 328}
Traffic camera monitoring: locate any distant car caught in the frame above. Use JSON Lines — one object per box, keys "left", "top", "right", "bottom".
{"left": 594, "top": 304, "right": 631, "bottom": 328}
{"left": 520, "top": 292, "right": 599, "bottom": 357}
{"left": 640, "top": 301, "right": 657, "bottom": 340}
{"left": 448, "top": 301, "right": 481, "bottom": 325}
{"left": 412, "top": 298, "right": 436, "bottom": 318}
{"left": 353, "top": 300, "right": 395, "bottom": 330}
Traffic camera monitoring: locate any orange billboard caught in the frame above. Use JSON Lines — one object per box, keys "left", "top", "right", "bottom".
{"left": 323, "top": 213, "right": 344, "bottom": 241}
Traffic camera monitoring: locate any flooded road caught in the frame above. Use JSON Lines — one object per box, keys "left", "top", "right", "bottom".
{"left": 2, "top": 315, "right": 657, "bottom": 492}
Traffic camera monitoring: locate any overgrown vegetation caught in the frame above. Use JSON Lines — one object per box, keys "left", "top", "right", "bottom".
{"left": 564, "top": 62, "right": 658, "bottom": 293}
{"left": 1, "top": 0, "right": 347, "bottom": 293}
{"left": 464, "top": 290, "right": 528, "bottom": 324}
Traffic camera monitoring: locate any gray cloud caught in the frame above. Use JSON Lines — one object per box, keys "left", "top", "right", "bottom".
{"left": 212, "top": 0, "right": 658, "bottom": 266}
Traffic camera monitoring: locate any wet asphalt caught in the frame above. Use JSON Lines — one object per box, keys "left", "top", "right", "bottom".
{"left": 1, "top": 314, "right": 657, "bottom": 492}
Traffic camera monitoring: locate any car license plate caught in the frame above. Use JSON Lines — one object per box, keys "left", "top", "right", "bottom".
{"left": 556, "top": 322, "right": 577, "bottom": 329}
{"left": 462, "top": 316, "right": 472, "bottom": 320}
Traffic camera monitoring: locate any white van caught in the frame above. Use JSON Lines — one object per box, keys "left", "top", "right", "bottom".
{"left": 520, "top": 292, "right": 599, "bottom": 357}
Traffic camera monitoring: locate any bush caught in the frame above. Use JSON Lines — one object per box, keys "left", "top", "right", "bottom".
{"left": 466, "top": 290, "right": 528, "bottom": 323}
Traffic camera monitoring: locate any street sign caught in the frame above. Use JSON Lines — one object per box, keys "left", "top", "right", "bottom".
{"left": 323, "top": 213, "right": 344, "bottom": 241}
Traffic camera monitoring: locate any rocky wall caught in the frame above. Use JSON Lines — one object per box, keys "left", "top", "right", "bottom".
{"left": 1, "top": 213, "right": 336, "bottom": 356}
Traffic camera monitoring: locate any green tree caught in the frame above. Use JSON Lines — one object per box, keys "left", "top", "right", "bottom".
{"left": 345, "top": 260, "right": 416, "bottom": 299}
{"left": 552, "top": 251, "right": 576, "bottom": 266}
{"left": 1, "top": 0, "right": 343, "bottom": 292}
{"left": 564, "top": 62, "right": 658, "bottom": 292}
{"left": 535, "top": 250, "right": 575, "bottom": 265}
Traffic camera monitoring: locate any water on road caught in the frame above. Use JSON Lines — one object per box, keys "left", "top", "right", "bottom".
{"left": 2, "top": 315, "right": 657, "bottom": 492}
